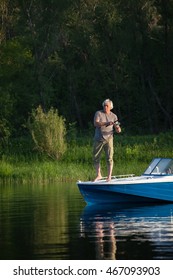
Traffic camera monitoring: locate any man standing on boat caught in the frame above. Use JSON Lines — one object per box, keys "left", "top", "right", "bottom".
{"left": 93, "top": 99, "right": 121, "bottom": 182}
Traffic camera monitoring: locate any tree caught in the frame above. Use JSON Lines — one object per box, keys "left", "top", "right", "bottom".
{"left": 1, "top": 0, "right": 173, "bottom": 136}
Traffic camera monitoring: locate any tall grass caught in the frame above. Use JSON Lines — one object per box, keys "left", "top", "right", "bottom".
{"left": 27, "top": 106, "right": 67, "bottom": 160}
{"left": 0, "top": 131, "right": 173, "bottom": 183}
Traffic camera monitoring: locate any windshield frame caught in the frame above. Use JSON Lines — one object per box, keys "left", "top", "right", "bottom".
{"left": 143, "top": 158, "right": 173, "bottom": 175}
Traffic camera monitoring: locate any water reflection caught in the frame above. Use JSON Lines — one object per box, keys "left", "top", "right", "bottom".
{"left": 80, "top": 203, "right": 173, "bottom": 260}
{"left": 0, "top": 183, "right": 84, "bottom": 260}
{"left": 1, "top": 183, "right": 173, "bottom": 260}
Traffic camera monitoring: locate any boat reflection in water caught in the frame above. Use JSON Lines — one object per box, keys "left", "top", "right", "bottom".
{"left": 79, "top": 203, "right": 173, "bottom": 260}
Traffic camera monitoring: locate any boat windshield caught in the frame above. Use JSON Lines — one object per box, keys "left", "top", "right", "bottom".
{"left": 143, "top": 158, "right": 173, "bottom": 175}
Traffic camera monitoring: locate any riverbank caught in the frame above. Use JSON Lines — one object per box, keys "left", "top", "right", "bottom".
{"left": 0, "top": 131, "right": 173, "bottom": 184}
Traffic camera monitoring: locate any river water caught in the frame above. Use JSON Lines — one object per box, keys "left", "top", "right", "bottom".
{"left": 0, "top": 183, "right": 173, "bottom": 260}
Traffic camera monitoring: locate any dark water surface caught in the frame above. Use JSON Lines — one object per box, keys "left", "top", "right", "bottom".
{"left": 0, "top": 183, "right": 173, "bottom": 260}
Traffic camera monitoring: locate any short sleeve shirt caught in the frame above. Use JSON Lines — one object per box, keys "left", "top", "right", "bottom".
{"left": 94, "top": 110, "right": 118, "bottom": 141}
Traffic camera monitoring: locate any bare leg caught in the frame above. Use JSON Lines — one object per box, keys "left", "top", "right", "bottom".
{"left": 107, "top": 164, "right": 113, "bottom": 181}
{"left": 94, "top": 163, "right": 102, "bottom": 181}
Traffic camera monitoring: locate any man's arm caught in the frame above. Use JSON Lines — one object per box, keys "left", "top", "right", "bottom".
{"left": 114, "top": 121, "right": 121, "bottom": 133}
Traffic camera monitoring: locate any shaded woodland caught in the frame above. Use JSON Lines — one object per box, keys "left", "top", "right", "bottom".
{"left": 1, "top": 0, "right": 173, "bottom": 139}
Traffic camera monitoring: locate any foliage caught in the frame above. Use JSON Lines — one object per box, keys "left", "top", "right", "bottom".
{"left": 1, "top": 0, "right": 173, "bottom": 136}
{"left": 27, "top": 106, "right": 67, "bottom": 160}
{"left": 0, "top": 160, "right": 13, "bottom": 177}
{"left": 0, "top": 131, "right": 173, "bottom": 182}
{"left": 0, "top": 118, "right": 11, "bottom": 146}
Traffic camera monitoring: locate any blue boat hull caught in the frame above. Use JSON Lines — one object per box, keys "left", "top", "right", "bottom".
{"left": 77, "top": 158, "right": 173, "bottom": 205}
{"left": 77, "top": 181, "right": 173, "bottom": 205}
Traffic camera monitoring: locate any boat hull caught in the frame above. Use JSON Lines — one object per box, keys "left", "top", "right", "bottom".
{"left": 77, "top": 158, "right": 173, "bottom": 205}
{"left": 77, "top": 181, "right": 173, "bottom": 205}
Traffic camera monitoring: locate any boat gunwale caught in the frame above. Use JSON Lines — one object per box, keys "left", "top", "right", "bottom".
{"left": 77, "top": 173, "right": 173, "bottom": 185}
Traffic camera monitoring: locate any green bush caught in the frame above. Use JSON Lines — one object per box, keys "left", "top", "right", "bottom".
{"left": 0, "top": 160, "right": 13, "bottom": 177}
{"left": 27, "top": 106, "right": 67, "bottom": 160}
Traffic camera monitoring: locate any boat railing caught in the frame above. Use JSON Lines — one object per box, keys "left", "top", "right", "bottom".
{"left": 100, "top": 174, "right": 135, "bottom": 180}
